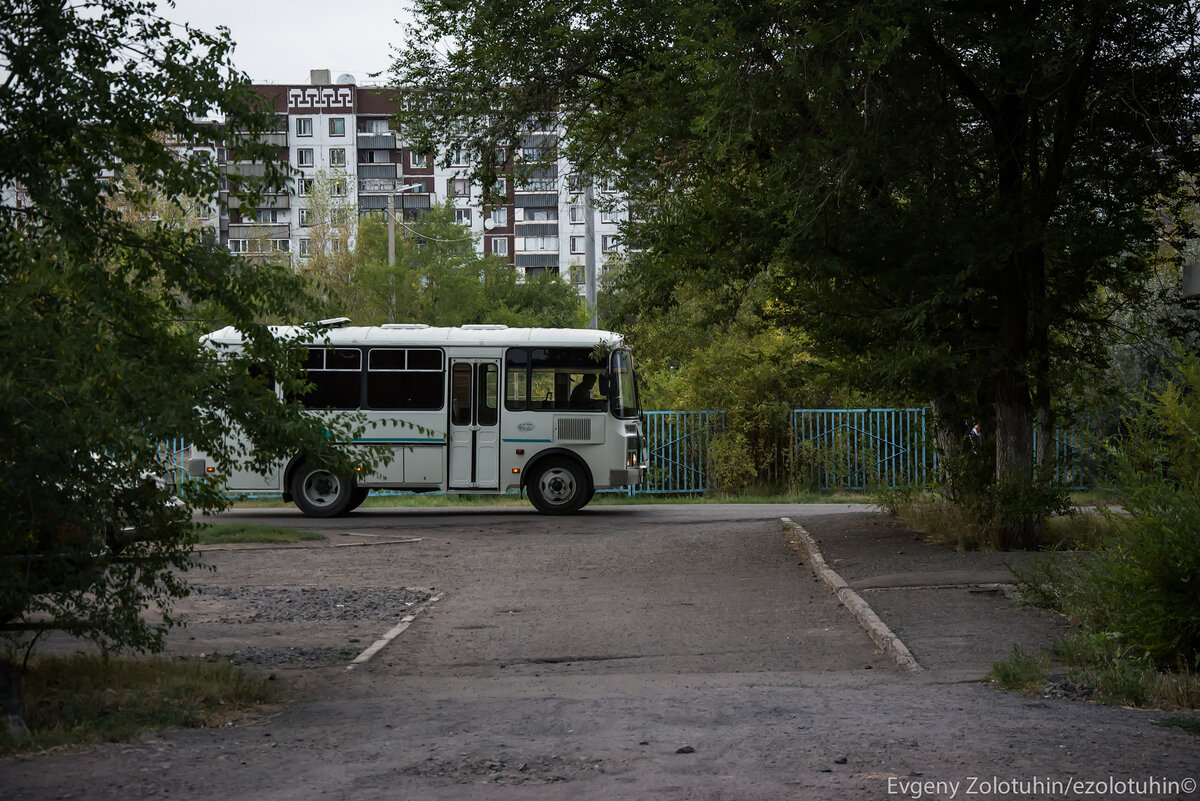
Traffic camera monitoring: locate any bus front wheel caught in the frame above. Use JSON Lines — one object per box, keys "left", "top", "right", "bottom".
{"left": 291, "top": 461, "right": 355, "bottom": 517}
{"left": 527, "top": 457, "right": 590, "bottom": 515}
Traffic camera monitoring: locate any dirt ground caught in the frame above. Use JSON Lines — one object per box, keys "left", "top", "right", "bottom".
{"left": 3, "top": 504, "right": 1198, "bottom": 800}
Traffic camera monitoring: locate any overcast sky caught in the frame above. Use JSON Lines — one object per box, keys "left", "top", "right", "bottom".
{"left": 157, "top": 1, "right": 416, "bottom": 85}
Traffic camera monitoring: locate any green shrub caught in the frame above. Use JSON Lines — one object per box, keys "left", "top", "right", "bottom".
{"left": 1074, "top": 351, "right": 1200, "bottom": 667}
{"left": 707, "top": 430, "right": 759, "bottom": 494}
{"left": 990, "top": 646, "right": 1050, "bottom": 693}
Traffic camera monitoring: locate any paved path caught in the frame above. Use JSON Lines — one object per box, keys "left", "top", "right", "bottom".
{"left": 3, "top": 504, "right": 1197, "bottom": 800}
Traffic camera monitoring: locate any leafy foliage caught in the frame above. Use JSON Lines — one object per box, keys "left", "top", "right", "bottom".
{"left": 1078, "top": 352, "right": 1200, "bottom": 665}
{"left": 314, "top": 202, "right": 589, "bottom": 328}
{"left": 393, "top": 0, "right": 1200, "bottom": 546}
{"left": 0, "top": 1, "right": 364, "bottom": 652}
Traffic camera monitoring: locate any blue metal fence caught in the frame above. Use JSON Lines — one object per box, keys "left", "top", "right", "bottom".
{"left": 165, "top": 408, "right": 1098, "bottom": 498}
{"left": 791, "top": 408, "right": 931, "bottom": 490}
{"left": 638, "top": 410, "right": 725, "bottom": 494}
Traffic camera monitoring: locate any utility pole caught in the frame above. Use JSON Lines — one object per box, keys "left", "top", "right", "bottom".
{"left": 584, "top": 179, "right": 597, "bottom": 329}
{"left": 387, "top": 194, "right": 395, "bottom": 266}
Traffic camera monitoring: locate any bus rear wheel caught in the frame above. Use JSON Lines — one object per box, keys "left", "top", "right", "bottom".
{"left": 527, "top": 457, "right": 590, "bottom": 515}
{"left": 291, "top": 461, "right": 355, "bottom": 517}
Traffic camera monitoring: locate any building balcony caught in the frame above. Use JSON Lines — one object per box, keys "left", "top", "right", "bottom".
{"left": 358, "top": 164, "right": 398, "bottom": 179}
{"left": 358, "top": 133, "right": 397, "bottom": 149}
{"left": 228, "top": 223, "right": 290, "bottom": 240}
{"left": 358, "top": 177, "right": 427, "bottom": 194}
{"left": 358, "top": 192, "right": 432, "bottom": 211}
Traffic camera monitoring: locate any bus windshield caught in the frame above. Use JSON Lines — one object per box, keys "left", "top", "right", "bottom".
{"left": 610, "top": 350, "right": 640, "bottom": 419}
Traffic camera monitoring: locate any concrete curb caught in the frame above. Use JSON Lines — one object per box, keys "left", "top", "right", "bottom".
{"left": 781, "top": 517, "right": 923, "bottom": 673}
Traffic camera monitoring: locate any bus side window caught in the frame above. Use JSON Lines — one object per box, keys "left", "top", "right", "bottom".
{"left": 529, "top": 348, "right": 605, "bottom": 410}
{"left": 366, "top": 348, "right": 445, "bottom": 410}
{"left": 298, "top": 347, "right": 362, "bottom": 410}
{"left": 505, "top": 348, "right": 529, "bottom": 411}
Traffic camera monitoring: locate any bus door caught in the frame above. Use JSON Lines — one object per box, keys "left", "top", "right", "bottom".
{"left": 448, "top": 359, "right": 501, "bottom": 490}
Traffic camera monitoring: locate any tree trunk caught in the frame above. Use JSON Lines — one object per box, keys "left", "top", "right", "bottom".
{"left": 1, "top": 659, "right": 30, "bottom": 739}
{"left": 994, "top": 250, "right": 1040, "bottom": 549}
{"left": 929, "top": 396, "right": 962, "bottom": 497}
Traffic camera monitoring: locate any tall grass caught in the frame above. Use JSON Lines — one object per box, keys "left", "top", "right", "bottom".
{"left": 1, "top": 654, "right": 277, "bottom": 754}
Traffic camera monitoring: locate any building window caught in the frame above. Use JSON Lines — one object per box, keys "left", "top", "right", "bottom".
{"left": 256, "top": 208, "right": 279, "bottom": 224}
{"left": 491, "top": 237, "right": 509, "bottom": 256}
{"left": 524, "top": 207, "right": 558, "bottom": 222}
{"left": 518, "top": 176, "right": 556, "bottom": 191}
{"left": 298, "top": 178, "right": 314, "bottom": 196}
{"left": 296, "top": 118, "right": 312, "bottom": 137}
{"left": 490, "top": 208, "right": 508, "bottom": 227}
{"left": 228, "top": 239, "right": 246, "bottom": 253}
{"left": 602, "top": 235, "right": 620, "bottom": 252}
{"left": 297, "top": 148, "right": 314, "bottom": 167}
{"left": 516, "top": 236, "right": 557, "bottom": 252}
{"left": 449, "top": 145, "right": 468, "bottom": 166}
{"left": 601, "top": 207, "right": 621, "bottom": 224}
{"left": 329, "top": 148, "right": 346, "bottom": 167}
{"left": 272, "top": 239, "right": 290, "bottom": 252}
{"left": 570, "top": 236, "right": 585, "bottom": 254}
{"left": 299, "top": 208, "right": 311, "bottom": 227}
{"left": 410, "top": 151, "right": 430, "bottom": 168}
{"left": 329, "top": 117, "right": 345, "bottom": 136}
{"left": 358, "top": 118, "right": 390, "bottom": 134}
{"left": 455, "top": 208, "right": 472, "bottom": 226}
{"left": 332, "top": 179, "right": 346, "bottom": 197}
{"left": 569, "top": 205, "right": 584, "bottom": 224}
{"left": 299, "top": 239, "right": 312, "bottom": 258}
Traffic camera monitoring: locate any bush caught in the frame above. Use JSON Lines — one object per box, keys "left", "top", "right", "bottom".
{"left": 707, "top": 431, "right": 759, "bottom": 494}
{"left": 1073, "top": 351, "right": 1200, "bottom": 667}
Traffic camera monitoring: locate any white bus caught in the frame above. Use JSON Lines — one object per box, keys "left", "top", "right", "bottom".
{"left": 188, "top": 322, "right": 647, "bottom": 516}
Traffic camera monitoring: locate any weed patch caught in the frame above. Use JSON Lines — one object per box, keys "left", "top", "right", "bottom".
{"left": 0, "top": 654, "right": 277, "bottom": 754}
{"left": 990, "top": 646, "right": 1050, "bottom": 693}
{"left": 194, "top": 523, "right": 325, "bottom": 545}
{"left": 1155, "top": 717, "right": 1200, "bottom": 736}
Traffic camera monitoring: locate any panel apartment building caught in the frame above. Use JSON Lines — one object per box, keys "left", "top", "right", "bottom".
{"left": 221, "top": 69, "right": 623, "bottom": 290}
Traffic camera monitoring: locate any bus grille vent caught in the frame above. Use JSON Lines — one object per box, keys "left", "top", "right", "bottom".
{"left": 556, "top": 418, "right": 592, "bottom": 441}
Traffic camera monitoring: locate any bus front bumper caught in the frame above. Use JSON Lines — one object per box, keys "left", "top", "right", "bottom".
{"left": 609, "top": 466, "right": 646, "bottom": 488}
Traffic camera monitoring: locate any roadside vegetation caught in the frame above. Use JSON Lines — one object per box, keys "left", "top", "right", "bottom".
{"left": 986, "top": 353, "right": 1200, "bottom": 710}
{"left": 0, "top": 654, "right": 276, "bottom": 755}
{"left": 193, "top": 524, "right": 325, "bottom": 546}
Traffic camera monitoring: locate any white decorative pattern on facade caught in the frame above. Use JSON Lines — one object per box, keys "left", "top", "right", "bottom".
{"left": 287, "top": 87, "right": 354, "bottom": 113}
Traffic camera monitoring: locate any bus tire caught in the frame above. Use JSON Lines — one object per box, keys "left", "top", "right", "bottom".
{"left": 527, "top": 457, "right": 590, "bottom": 514}
{"left": 291, "top": 461, "right": 355, "bottom": 517}
{"left": 345, "top": 486, "right": 369, "bottom": 513}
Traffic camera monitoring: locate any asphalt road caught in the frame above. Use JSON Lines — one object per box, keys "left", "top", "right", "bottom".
{"left": 5, "top": 503, "right": 1198, "bottom": 800}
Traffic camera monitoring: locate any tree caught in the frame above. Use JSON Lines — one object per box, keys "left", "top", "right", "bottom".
{"left": 328, "top": 202, "right": 588, "bottom": 327}
{"left": 392, "top": 0, "right": 1200, "bottom": 546}
{"left": 0, "top": 1, "right": 370, "bottom": 658}
{"left": 296, "top": 169, "right": 359, "bottom": 307}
